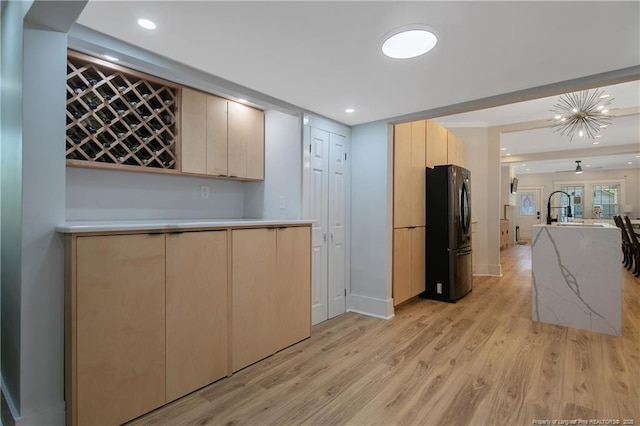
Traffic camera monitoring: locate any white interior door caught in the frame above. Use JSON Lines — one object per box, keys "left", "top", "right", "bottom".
{"left": 517, "top": 187, "right": 543, "bottom": 240}
{"left": 328, "top": 133, "right": 346, "bottom": 318}
{"left": 307, "top": 126, "right": 348, "bottom": 325}
{"left": 309, "top": 127, "right": 329, "bottom": 325}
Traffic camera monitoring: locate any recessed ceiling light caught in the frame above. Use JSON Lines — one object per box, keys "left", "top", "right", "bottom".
{"left": 345, "top": 108, "right": 355, "bottom": 113}
{"left": 636, "top": 155, "right": 640, "bottom": 158}
{"left": 500, "top": 147, "right": 506, "bottom": 151}
{"left": 505, "top": 153, "right": 511, "bottom": 156}
{"left": 238, "top": 98, "right": 248, "bottom": 103}
{"left": 382, "top": 26, "right": 438, "bottom": 59}
{"left": 137, "top": 18, "right": 156, "bottom": 30}
{"left": 586, "top": 164, "right": 591, "bottom": 167}
{"left": 592, "top": 142, "right": 600, "bottom": 145}
{"left": 103, "top": 54, "right": 119, "bottom": 61}
{"left": 526, "top": 168, "right": 531, "bottom": 171}
{"left": 522, "top": 163, "right": 526, "bottom": 166}
{"left": 628, "top": 162, "right": 633, "bottom": 165}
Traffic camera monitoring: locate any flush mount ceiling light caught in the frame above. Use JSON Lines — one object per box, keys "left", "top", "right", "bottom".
{"left": 575, "top": 160, "right": 583, "bottom": 174}
{"left": 345, "top": 108, "right": 355, "bottom": 113}
{"left": 137, "top": 18, "right": 156, "bottom": 30}
{"left": 550, "top": 88, "right": 614, "bottom": 141}
{"left": 381, "top": 26, "right": 438, "bottom": 59}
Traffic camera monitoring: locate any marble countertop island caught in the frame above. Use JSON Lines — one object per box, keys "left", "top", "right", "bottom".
{"left": 531, "top": 223, "right": 622, "bottom": 336}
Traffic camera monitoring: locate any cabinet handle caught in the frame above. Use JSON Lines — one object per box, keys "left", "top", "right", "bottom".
{"left": 228, "top": 175, "right": 238, "bottom": 178}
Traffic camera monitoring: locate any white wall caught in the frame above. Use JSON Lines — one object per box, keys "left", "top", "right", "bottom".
{"left": 517, "top": 168, "right": 640, "bottom": 219}
{"left": 244, "top": 110, "right": 302, "bottom": 219}
{"left": 349, "top": 120, "right": 394, "bottom": 319}
{"left": 449, "top": 127, "right": 502, "bottom": 276}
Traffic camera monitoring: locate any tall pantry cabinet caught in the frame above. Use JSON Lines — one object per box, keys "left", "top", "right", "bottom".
{"left": 393, "top": 121, "right": 426, "bottom": 306}
{"left": 393, "top": 119, "right": 466, "bottom": 306}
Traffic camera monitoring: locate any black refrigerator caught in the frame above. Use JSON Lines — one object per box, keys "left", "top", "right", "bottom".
{"left": 421, "top": 164, "right": 473, "bottom": 302}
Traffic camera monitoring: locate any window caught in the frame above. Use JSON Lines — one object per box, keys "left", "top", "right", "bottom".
{"left": 560, "top": 185, "right": 584, "bottom": 219}
{"left": 592, "top": 184, "right": 619, "bottom": 219}
{"left": 554, "top": 179, "right": 625, "bottom": 220}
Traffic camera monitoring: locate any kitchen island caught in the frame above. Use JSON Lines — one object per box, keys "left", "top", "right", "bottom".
{"left": 531, "top": 223, "right": 622, "bottom": 336}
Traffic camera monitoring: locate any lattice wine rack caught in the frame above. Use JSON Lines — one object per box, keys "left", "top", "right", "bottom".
{"left": 66, "top": 51, "right": 180, "bottom": 171}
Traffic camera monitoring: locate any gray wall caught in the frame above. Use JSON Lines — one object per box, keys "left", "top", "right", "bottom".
{"left": 1, "top": 1, "right": 82, "bottom": 423}
{"left": 66, "top": 167, "right": 245, "bottom": 220}
{"left": 349, "top": 120, "right": 393, "bottom": 318}
{"left": 1, "top": 0, "right": 30, "bottom": 416}
{"left": 244, "top": 110, "right": 302, "bottom": 219}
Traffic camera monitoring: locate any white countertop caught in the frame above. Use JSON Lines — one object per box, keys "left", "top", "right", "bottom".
{"left": 533, "top": 222, "right": 616, "bottom": 229}
{"left": 57, "top": 219, "right": 314, "bottom": 233}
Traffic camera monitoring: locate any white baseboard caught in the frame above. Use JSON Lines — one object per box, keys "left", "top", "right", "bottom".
{"left": 473, "top": 263, "right": 503, "bottom": 277}
{"left": 348, "top": 293, "right": 394, "bottom": 320}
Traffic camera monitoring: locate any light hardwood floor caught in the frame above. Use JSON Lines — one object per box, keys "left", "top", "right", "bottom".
{"left": 130, "top": 244, "right": 639, "bottom": 425}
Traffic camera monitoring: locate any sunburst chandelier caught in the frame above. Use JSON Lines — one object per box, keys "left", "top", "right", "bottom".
{"left": 550, "top": 88, "right": 614, "bottom": 141}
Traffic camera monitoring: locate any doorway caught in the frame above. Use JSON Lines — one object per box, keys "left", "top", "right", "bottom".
{"left": 303, "top": 123, "right": 349, "bottom": 325}
{"left": 516, "top": 186, "right": 543, "bottom": 240}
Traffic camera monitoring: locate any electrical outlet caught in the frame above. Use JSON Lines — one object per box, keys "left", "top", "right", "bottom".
{"left": 200, "top": 185, "right": 210, "bottom": 199}
{"left": 279, "top": 196, "right": 286, "bottom": 210}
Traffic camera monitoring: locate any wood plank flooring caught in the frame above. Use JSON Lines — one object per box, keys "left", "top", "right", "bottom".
{"left": 130, "top": 244, "right": 640, "bottom": 425}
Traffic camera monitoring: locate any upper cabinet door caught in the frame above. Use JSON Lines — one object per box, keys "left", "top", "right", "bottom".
{"left": 181, "top": 88, "right": 208, "bottom": 174}
{"left": 206, "top": 95, "right": 228, "bottom": 176}
{"left": 447, "top": 130, "right": 460, "bottom": 166}
{"left": 426, "top": 120, "right": 448, "bottom": 167}
{"left": 393, "top": 122, "right": 412, "bottom": 228}
{"left": 228, "top": 102, "right": 264, "bottom": 180}
{"left": 410, "top": 120, "right": 426, "bottom": 227}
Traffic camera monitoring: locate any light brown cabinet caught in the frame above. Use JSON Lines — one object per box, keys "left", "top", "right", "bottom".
{"left": 231, "top": 227, "right": 311, "bottom": 372}
{"left": 274, "top": 226, "right": 312, "bottom": 351}
{"left": 500, "top": 219, "right": 510, "bottom": 250}
{"left": 66, "top": 224, "right": 311, "bottom": 425}
{"left": 181, "top": 88, "right": 264, "bottom": 180}
{"left": 393, "top": 227, "right": 425, "bottom": 306}
{"left": 228, "top": 101, "right": 265, "bottom": 180}
{"left": 165, "top": 230, "right": 228, "bottom": 402}
{"left": 73, "top": 234, "right": 166, "bottom": 426}
{"left": 426, "top": 119, "right": 448, "bottom": 167}
{"left": 394, "top": 120, "right": 426, "bottom": 228}
{"left": 231, "top": 228, "right": 278, "bottom": 371}
{"left": 447, "top": 130, "right": 465, "bottom": 167}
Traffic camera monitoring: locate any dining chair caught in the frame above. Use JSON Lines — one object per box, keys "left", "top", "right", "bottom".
{"left": 614, "top": 215, "right": 633, "bottom": 270}
{"left": 623, "top": 215, "right": 640, "bottom": 277}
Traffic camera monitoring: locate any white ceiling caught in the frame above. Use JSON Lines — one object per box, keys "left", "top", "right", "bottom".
{"left": 436, "top": 80, "right": 640, "bottom": 174}
{"left": 76, "top": 1, "right": 640, "bottom": 174}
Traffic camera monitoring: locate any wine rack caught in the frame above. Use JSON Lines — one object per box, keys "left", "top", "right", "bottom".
{"left": 66, "top": 51, "right": 180, "bottom": 172}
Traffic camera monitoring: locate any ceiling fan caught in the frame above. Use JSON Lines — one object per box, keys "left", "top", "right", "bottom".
{"left": 554, "top": 160, "right": 602, "bottom": 173}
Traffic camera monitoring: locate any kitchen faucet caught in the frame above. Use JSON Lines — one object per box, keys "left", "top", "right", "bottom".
{"left": 546, "top": 190, "right": 573, "bottom": 224}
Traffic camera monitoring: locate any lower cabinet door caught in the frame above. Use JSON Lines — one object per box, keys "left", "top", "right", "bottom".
{"left": 410, "top": 227, "right": 426, "bottom": 297}
{"left": 166, "top": 230, "right": 228, "bottom": 402}
{"left": 393, "top": 228, "right": 412, "bottom": 305}
{"left": 231, "top": 228, "right": 277, "bottom": 371}
{"left": 274, "top": 226, "right": 312, "bottom": 351}
{"left": 393, "top": 227, "right": 426, "bottom": 306}
{"left": 76, "top": 234, "right": 166, "bottom": 426}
